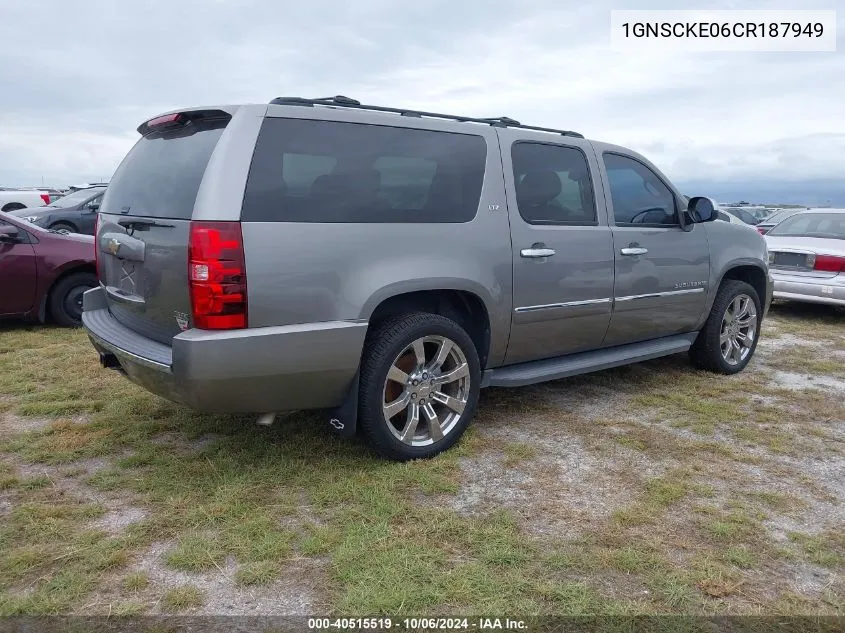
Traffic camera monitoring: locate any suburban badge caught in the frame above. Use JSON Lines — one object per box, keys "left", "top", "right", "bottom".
{"left": 675, "top": 280, "right": 707, "bottom": 289}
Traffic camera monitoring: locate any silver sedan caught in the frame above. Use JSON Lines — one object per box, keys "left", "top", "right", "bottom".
{"left": 764, "top": 209, "right": 845, "bottom": 307}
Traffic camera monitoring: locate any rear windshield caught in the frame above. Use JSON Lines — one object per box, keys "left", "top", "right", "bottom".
{"left": 768, "top": 213, "right": 845, "bottom": 240}
{"left": 764, "top": 209, "right": 802, "bottom": 225}
{"left": 241, "top": 118, "right": 487, "bottom": 223}
{"left": 101, "top": 119, "right": 227, "bottom": 220}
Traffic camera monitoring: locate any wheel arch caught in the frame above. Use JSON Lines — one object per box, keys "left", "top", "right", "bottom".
{"left": 696, "top": 260, "right": 769, "bottom": 331}
{"left": 39, "top": 264, "right": 97, "bottom": 322}
{"left": 365, "top": 288, "right": 493, "bottom": 369}
{"left": 718, "top": 263, "right": 769, "bottom": 309}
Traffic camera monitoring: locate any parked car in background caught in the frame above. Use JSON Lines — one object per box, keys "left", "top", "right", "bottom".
{"left": 9, "top": 185, "right": 107, "bottom": 235}
{"left": 0, "top": 211, "right": 97, "bottom": 326}
{"left": 0, "top": 188, "right": 52, "bottom": 212}
{"left": 765, "top": 209, "right": 845, "bottom": 307}
{"left": 46, "top": 189, "right": 68, "bottom": 203}
{"left": 747, "top": 207, "right": 775, "bottom": 222}
{"left": 82, "top": 97, "right": 771, "bottom": 461}
{"left": 755, "top": 208, "right": 807, "bottom": 235}
{"left": 67, "top": 182, "right": 109, "bottom": 192}
{"left": 716, "top": 209, "right": 749, "bottom": 226}
{"left": 722, "top": 207, "right": 761, "bottom": 226}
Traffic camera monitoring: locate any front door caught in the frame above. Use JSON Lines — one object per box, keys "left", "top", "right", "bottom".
{"left": 501, "top": 132, "right": 615, "bottom": 365}
{"left": 0, "top": 219, "right": 37, "bottom": 316}
{"left": 598, "top": 152, "right": 709, "bottom": 346}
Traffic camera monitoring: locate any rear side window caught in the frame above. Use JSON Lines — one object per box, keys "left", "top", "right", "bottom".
{"left": 241, "top": 118, "right": 487, "bottom": 223}
{"left": 102, "top": 119, "right": 227, "bottom": 220}
{"left": 511, "top": 142, "right": 597, "bottom": 225}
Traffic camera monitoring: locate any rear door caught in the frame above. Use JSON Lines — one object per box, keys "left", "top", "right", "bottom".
{"left": 97, "top": 108, "right": 252, "bottom": 344}
{"left": 597, "top": 150, "right": 709, "bottom": 346}
{"left": 499, "top": 130, "right": 615, "bottom": 364}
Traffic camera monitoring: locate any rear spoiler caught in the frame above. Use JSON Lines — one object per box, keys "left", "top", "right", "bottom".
{"left": 137, "top": 109, "right": 232, "bottom": 136}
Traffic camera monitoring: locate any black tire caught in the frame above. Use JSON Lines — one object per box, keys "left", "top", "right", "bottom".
{"left": 49, "top": 272, "right": 97, "bottom": 327}
{"left": 49, "top": 222, "right": 76, "bottom": 234}
{"left": 358, "top": 312, "right": 481, "bottom": 461}
{"left": 1, "top": 203, "right": 26, "bottom": 212}
{"left": 689, "top": 280, "right": 761, "bottom": 374}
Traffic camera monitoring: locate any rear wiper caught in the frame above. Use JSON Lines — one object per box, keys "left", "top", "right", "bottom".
{"left": 118, "top": 219, "right": 174, "bottom": 231}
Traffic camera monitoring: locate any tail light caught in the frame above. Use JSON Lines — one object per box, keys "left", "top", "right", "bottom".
{"left": 813, "top": 254, "right": 845, "bottom": 273}
{"left": 40, "top": 193, "right": 50, "bottom": 205}
{"left": 188, "top": 221, "right": 247, "bottom": 329}
{"left": 146, "top": 113, "right": 184, "bottom": 128}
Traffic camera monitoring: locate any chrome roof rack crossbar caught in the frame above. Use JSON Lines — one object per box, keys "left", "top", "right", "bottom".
{"left": 268, "top": 95, "right": 584, "bottom": 138}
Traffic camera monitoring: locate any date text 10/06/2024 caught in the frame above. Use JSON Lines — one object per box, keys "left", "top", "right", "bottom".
{"left": 308, "top": 618, "right": 528, "bottom": 630}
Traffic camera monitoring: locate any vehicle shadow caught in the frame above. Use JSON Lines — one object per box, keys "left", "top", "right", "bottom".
{"left": 0, "top": 319, "right": 59, "bottom": 332}
{"left": 768, "top": 300, "right": 844, "bottom": 320}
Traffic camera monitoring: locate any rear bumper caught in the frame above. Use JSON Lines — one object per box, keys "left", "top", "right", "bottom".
{"left": 81, "top": 286, "right": 368, "bottom": 413}
{"left": 771, "top": 270, "right": 845, "bottom": 307}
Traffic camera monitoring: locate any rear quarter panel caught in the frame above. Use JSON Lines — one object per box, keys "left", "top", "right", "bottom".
{"left": 34, "top": 233, "right": 96, "bottom": 308}
{"left": 240, "top": 110, "right": 513, "bottom": 367}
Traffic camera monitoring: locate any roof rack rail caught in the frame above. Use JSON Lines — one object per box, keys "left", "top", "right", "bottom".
{"left": 268, "top": 95, "right": 584, "bottom": 138}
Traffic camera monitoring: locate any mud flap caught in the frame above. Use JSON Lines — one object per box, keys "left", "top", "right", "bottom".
{"left": 326, "top": 373, "right": 359, "bottom": 437}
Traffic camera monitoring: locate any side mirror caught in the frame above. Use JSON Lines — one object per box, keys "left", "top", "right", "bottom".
{"left": 87, "top": 203, "right": 100, "bottom": 213}
{"left": 0, "top": 227, "right": 21, "bottom": 244}
{"left": 686, "top": 196, "right": 718, "bottom": 223}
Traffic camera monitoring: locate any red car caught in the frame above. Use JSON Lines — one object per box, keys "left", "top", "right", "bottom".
{"left": 0, "top": 211, "right": 96, "bottom": 326}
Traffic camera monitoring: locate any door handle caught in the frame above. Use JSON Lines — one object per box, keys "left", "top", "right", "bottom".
{"left": 620, "top": 247, "right": 648, "bottom": 256}
{"left": 519, "top": 248, "right": 555, "bottom": 257}
{"left": 520, "top": 246, "right": 556, "bottom": 258}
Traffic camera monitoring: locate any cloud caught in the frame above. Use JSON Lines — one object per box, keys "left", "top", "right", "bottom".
{"left": 0, "top": 0, "right": 842, "bottom": 187}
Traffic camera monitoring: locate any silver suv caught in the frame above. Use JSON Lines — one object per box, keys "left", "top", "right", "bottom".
{"left": 83, "top": 96, "right": 773, "bottom": 461}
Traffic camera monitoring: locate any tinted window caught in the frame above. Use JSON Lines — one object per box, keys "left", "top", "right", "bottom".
{"left": 0, "top": 216, "right": 30, "bottom": 242}
{"left": 242, "top": 118, "right": 486, "bottom": 223}
{"left": 725, "top": 208, "right": 759, "bottom": 225}
{"left": 511, "top": 143, "right": 596, "bottom": 225}
{"left": 102, "top": 120, "right": 227, "bottom": 219}
{"left": 603, "top": 154, "right": 677, "bottom": 226}
{"left": 86, "top": 193, "right": 104, "bottom": 209}
{"left": 768, "top": 213, "right": 845, "bottom": 239}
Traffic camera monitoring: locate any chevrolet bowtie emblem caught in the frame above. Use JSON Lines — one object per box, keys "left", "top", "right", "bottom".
{"left": 107, "top": 238, "right": 121, "bottom": 256}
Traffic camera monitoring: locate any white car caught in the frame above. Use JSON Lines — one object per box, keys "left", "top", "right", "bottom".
{"left": 0, "top": 188, "right": 52, "bottom": 213}
{"left": 765, "top": 209, "right": 845, "bottom": 306}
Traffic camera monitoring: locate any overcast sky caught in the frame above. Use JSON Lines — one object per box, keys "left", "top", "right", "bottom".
{"left": 0, "top": 0, "right": 842, "bottom": 189}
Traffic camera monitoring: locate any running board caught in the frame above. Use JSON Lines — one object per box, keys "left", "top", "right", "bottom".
{"left": 482, "top": 333, "right": 698, "bottom": 388}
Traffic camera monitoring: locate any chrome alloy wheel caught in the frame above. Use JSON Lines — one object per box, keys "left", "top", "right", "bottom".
{"left": 381, "top": 335, "right": 471, "bottom": 446}
{"left": 720, "top": 294, "right": 757, "bottom": 366}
